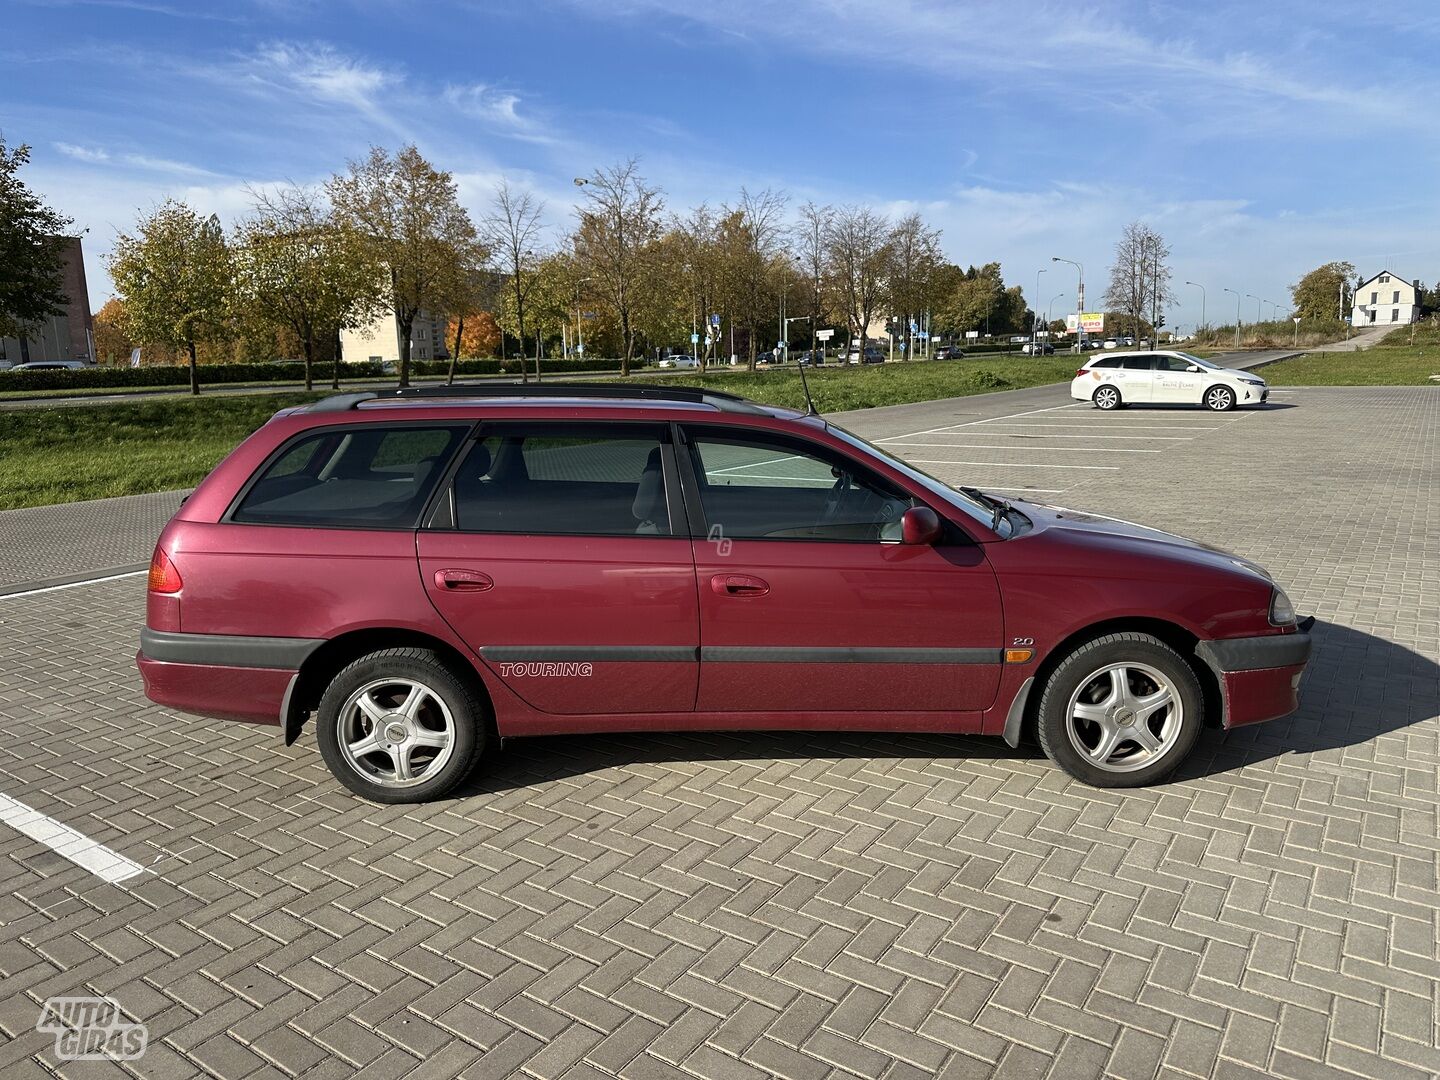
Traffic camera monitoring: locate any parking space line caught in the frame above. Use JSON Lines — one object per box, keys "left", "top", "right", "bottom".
{"left": 920, "top": 433, "right": 1195, "bottom": 441}
{"left": 877, "top": 402, "right": 1088, "bottom": 442}
{"left": 0, "top": 568, "right": 146, "bottom": 601}
{"left": 971, "top": 422, "right": 1220, "bottom": 431}
{"left": 908, "top": 460, "right": 1120, "bottom": 470}
{"left": 0, "top": 792, "right": 147, "bottom": 884}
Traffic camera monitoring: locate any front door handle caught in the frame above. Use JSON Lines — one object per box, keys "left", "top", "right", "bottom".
{"left": 434, "top": 569, "right": 493, "bottom": 593}
{"left": 711, "top": 573, "right": 769, "bottom": 597}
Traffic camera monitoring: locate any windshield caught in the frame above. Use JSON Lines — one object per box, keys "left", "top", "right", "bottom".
{"left": 825, "top": 423, "right": 1016, "bottom": 537}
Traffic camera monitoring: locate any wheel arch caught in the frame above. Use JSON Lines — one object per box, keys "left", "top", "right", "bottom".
{"left": 284, "top": 628, "right": 494, "bottom": 745}
{"left": 1007, "top": 616, "right": 1222, "bottom": 746}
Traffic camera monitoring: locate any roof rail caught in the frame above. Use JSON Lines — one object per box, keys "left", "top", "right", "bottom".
{"left": 310, "top": 381, "right": 771, "bottom": 415}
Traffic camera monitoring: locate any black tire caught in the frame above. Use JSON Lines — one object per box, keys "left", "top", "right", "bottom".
{"left": 1092, "top": 385, "right": 1122, "bottom": 411}
{"left": 1035, "top": 633, "right": 1203, "bottom": 788}
{"left": 1204, "top": 384, "right": 1235, "bottom": 411}
{"left": 317, "top": 647, "right": 486, "bottom": 803}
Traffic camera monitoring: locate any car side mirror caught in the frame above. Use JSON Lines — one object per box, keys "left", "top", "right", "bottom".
{"left": 901, "top": 506, "right": 942, "bottom": 545}
{"left": 1186, "top": 365, "right": 1200, "bottom": 372}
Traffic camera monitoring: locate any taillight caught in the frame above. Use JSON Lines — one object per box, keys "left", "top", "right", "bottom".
{"left": 1076, "top": 368, "right": 1088, "bottom": 377}
{"left": 148, "top": 548, "right": 183, "bottom": 594}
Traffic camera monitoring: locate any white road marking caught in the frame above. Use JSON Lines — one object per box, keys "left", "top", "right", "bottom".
{"left": 876, "top": 402, "right": 1088, "bottom": 442}
{"left": 972, "top": 486, "right": 1065, "bottom": 494}
{"left": 0, "top": 569, "right": 146, "bottom": 601}
{"left": 900, "top": 433, "right": 1194, "bottom": 441}
{"left": 884, "top": 443, "right": 1162, "bottom": 453}
{"left": 971, "top": 422, "right": 1220, "bottom": 431}
{"left": 0, "top": 792, "right": 147, "bottom": 884}
{"left": 908, "top": 460, "right": 1120, "bottom": 470}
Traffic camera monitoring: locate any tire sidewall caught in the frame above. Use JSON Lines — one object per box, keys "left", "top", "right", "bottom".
{"left": 317, "top": 650, "right": 483, "bottom": 803}
{"left": 1035, "top": 634, "right": 1203, "bottom": 787}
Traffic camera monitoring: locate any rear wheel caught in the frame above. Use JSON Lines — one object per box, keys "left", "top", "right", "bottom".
{"left": 317, "top": 648, "right": 486, "bottom": 803}
{"left": 1035, "top": 633, "right": 1202, "bottom": 787}
{"left": 1204, "top": 385, "right": 1235, "bottom": 411}
{"left": 1093, "top": 385, "right": 1122, "bottom": 410}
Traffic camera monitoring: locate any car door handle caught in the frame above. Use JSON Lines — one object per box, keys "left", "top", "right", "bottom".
{"left": 711, "top": 573, "right": 769, "bottom": 597}
{"left": 434, "top": 569, "right": 493, "bottom": 592}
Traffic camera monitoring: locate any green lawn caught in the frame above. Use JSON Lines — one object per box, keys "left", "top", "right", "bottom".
{"left": 1260, "top": 325, "right": 1440, "bottom": 385}
{"left": 0, "top": 356, "right": 1079, "bottom": 510}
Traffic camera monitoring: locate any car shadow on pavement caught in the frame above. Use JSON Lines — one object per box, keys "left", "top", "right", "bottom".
{"left": 454, "top": 618, "right": 1435, "bottom": 797}
{"left": 1175, "top": 618, "right": 1439, "bottom": 781}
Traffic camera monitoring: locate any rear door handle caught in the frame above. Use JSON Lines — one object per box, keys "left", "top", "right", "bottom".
{"left": 710, "top": 573, "right": 769, "bottom": 597}
{"left": 434, "top": 569, "right": 493, "bottom": 592}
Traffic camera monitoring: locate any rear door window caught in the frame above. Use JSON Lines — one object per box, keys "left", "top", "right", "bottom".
{"left": 448, "top": 424, "right": 674, "bottom": 536}
{"left": 232, "top": 425, "right": 469, "bottom": 528}
{"left": 1120, "top": 355, "right": 1154, "bottom": 370}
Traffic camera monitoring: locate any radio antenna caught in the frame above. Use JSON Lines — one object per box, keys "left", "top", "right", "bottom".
{"left": 795, "top": 358, "right": 818, "bottom": 415}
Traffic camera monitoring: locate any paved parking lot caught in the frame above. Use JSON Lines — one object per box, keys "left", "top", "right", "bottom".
{"left": 0, "top": 383, "right": 1436, "bottom": 1080}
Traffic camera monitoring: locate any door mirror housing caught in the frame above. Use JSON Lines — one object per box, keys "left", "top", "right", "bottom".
{"left": 901, "top": 506, "right": 943, "bottom": 545}
{"left": 1186, "top": 365, "right": 1201, "bottom": 372}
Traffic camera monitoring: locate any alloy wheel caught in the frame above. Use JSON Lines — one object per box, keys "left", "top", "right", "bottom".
{"left": 336, "top": 677, "right": 456, "bottom": 788}
{"left": 1094, "top": 387, "right": 1120, "bottom": 410}
{"left": 1206, "top": 386, "right": 1233, "bottom": 410}
{"left": 1063, "top": 662, "right": 1182, "bottom": 773}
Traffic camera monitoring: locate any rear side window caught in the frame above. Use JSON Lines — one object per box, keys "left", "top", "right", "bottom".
{"left": 1090, "top": 357, "right": 1121, "bottom": 369}
{"left": 232, "top": 425, "right": 468, "bottom": 528}
{"left": 1120, "top": 356, "right": 1153, "bottom": 370}
{"left": 450, "top": 424, "right": 673, "bottom": 536}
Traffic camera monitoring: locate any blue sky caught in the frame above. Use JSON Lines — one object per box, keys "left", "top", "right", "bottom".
{"left": 4, "top": 0, "right": 1436, "bottom": 329}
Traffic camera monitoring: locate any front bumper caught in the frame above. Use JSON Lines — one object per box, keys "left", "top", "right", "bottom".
{"left": 1195, "top": 620, "right": 1312, "bottom": 728}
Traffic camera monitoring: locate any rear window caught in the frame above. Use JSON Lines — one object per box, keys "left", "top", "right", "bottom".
{"left": 1090, "top": 357, "right": 1121, "bottom": 368}
{"left": 232, "top": 424, "right": 468, "bottom": 528}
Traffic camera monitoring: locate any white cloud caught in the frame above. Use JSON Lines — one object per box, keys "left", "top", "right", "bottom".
{"left": 443, "top": 83, "right": 559, "bottom": 145}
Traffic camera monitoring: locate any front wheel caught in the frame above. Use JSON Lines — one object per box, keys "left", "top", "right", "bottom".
{"left": 1093, "top": 385, "right": 1122, "bottom": 410}
{"left": 1035, "top": 633, "right": 1203, "bottom": 787}
{"left": 317, "top": 648, "right": 486, "bottom": 803}
{"left": 1204, "top": 385, "right": 1235, "bottom": 411}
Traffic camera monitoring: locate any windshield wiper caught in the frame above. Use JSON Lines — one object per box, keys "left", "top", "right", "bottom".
{"left": 959, "top": 486, "right": 1012, "bottom": 531}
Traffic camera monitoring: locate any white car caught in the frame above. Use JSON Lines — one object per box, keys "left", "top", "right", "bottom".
{"left": 657, "top": 354, "right": 698, "bottom": 369}
{"left": 1071, "top": 351, "right": 1269, "bottom": 411}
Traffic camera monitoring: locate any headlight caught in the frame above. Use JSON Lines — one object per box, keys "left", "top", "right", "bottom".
{"left": 1240, "top": 377, "right": 1265, "bottom": 387}
{"left": 1269, "top": 587, "right": 1296, "bottom": 626}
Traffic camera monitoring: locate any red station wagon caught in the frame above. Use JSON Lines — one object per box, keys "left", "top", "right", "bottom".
{"left": 137, "top": 384, "right": 1313, "bottom": 803}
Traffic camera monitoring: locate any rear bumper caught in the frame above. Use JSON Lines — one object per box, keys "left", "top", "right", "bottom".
{"left": 1195, "top": 624, "right": 1312, "bottom": 729}
{"left": 136, "top": 629, "right": 322, "bottom": 727}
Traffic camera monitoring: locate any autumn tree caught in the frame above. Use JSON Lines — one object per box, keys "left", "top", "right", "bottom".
{"left": 792, "top": 201, "right": 832, "bottom": 358}
{"left": 824, "top": 206, "right": 892, "bottom": 359}
{"left": 718, "top": 188, "right": 787, "bottom": 370}
{"left": 573, "top": 159, "right": 663, "bottom": 375}
{"left": 1291, "top": 261, "right": 1357, "bottom": 321}
{"left": 232, "top": 184, "right": 383, "bottom": 391}
{"left": 91, "top": 297, "right": 133, "bottom": 365}
{"left": 446, "top": 310, "right": 500, "bottom": 360}
{"left": 0, "top": 138, "right": 73, "bottom": 341}
{"left": 328, "top": 144, "right": 483, "bottom": 387}
{"left": 887, "top": 213, "right": 943, "bottom": 358}
{"left": 483, "top": 180, "right": 547, "bottom": 382}
{"left": 109, "top": 199, "right": 231, "bottom": 395}
{"left": 1103, "top": 221, "right": 1171, "bottom": 341}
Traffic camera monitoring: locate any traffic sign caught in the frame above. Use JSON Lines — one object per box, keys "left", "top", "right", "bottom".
{"left": 815, "top": 329, "right": 835, "bottom": 341}
{"left": 690, "top": 333, "right": 700, "bottom": 343}
{"left": 709, "top": 314, "right": 721, "bottom": 326}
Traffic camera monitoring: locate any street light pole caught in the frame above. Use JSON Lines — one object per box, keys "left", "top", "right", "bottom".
{"left": 1048, "top": 292, "right": 1066, "bottom": 326}
{"left": 1032, "top": 268, "right": 1046, "bottom": 354}
{"left": 1052, "top": 257, "right": 1083, "bottom": 350}
{"left": 1223, "top": 288, "right": 1242, "bottom": 348}
{"left": 1184, "top": 281, "right": 1206, "bottom": 336}
{"left": 1246, "top": 293, "right": 1262, "bottom": 325}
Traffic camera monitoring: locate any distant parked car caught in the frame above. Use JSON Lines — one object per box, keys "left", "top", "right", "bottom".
{"left": 794, "top": 350, "right": 825, "bottom": 366}
{"left": 1021, "top": 342, "right": 1055, "bottom": 355}
{"left": 1102, "top": 339, "right": 1120, "bottom": 350}
{"left": 657, "top": 354, "right": 698, "bottom": 369}
{"left": 5, "top": 360, "right": 89, "bottom": 370}
{"left": 934, "top": 346, "right": 965, "bottom": 360}
{"left": 1122, "top": 336, "right": 1136, "bottom": 347}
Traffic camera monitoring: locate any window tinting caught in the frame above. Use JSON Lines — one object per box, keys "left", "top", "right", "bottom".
{"left": 1090, "top": 357, "right": 1122, "bottom": 369}
{"left": 233, "top": 425, "right": 467, "bottom": 527}
{"left": 686, "top": 432, "right": 918, "bottom": 542}
{"left": 1120, "top": 355, "right": 1153, "bottom": 370}
{"left": 1153, "top": 354, "right": 1192, "bottom": 372}
{"left": 451, "top": 425, "right": 671, "bottom": 536}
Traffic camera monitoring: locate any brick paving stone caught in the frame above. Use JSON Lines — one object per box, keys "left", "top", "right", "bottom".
{"left": 0, "top": 384, "right": 1434, "bottom": 1079}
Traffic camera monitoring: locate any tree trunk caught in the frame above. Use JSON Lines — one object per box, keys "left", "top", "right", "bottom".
{"left": 186, "top": 340, "right": 199, "bottom": 396}
{"left": 302, "top": 333, "right": 314, "bottom": 392}
{"left": 448, "top": 316, "right": 463, "bottom": 386}
{"left": 620, "top": 310, "right": 632, "bottom": 377}
{"left": 517, "top": 303, "right": 529, "bottom": 384}
{"left": 534, "top": 330, "right": 543, "bottom": 383}
{"left": 397, "top": 314, "right": 414, "bottom": 388}
{"left": 331, "top": 328, "right": 342, "bottom": 390}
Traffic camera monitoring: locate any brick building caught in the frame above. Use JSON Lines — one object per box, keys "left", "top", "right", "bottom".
{"left": 0, "top": 236, "right": 94, "bottom": 365}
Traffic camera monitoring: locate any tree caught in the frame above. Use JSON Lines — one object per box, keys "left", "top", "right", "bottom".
{"left": 483, "top": 180, "right": 547, "bottom": 383}
{"left": 446, "top": 309, "right": 501, "bottom": 360}
{"left": 233, "top": 184, "right": 383, "bottom": 391}
{"left": 0, "top": 138, "right": 73, "bottom": 341}
{"left": 327, "top": 145, "right": 483, "bottom": 387}
{"left": 92, "top": 298, "right": 132, "bottom": 365}
{"left": 443, "top": 269, "right": 502, "bottom": 384}
{"left": 1103, "top": 221, "right": 1171, "bottom": 342}
{"left": 824, "top": 206, "right": 892, "bottom": 361}
{"left": 1291, "top": 261, "right": 1357, "bottom": 321}
{"left": 935, "top": 262, "right": 1005, "bottom": 338}
{"left": 793, "top": 202, "right": 832, "bottom": 359}
{"left": 887, "top": 213, "right": 943, "bottom": 359}
{"left": 109, "top": 200, "right": 231, "bottom": 395}
{"left": 573, "top": 159, "right": 664, "bottom": 375}
{"left": 721, "top": 188, "right": 787, "bottom": 370}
